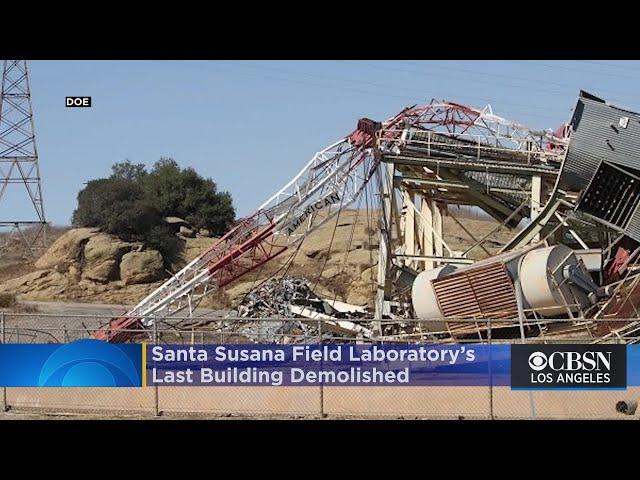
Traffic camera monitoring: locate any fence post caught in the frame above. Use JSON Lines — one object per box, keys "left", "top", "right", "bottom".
{"left": 318, "top": 319, "right": 324, "bottom": 419}
{"left": 1, "top": 313, "right": 6, "bottom": 412}
{"left": 488, "top": 319, "right": 493, "bottom": 420}
{"left": 153, "top": 316, "right": 160, "bottom": 417}
{"left": 514, "top": 277, "right": 536, "bottom": 420}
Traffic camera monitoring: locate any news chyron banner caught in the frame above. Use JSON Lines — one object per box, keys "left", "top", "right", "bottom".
{"left": 0, "top": 340, "right": 639, "bottom": 389}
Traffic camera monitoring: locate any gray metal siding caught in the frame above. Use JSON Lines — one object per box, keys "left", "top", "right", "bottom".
{"left": 625, "top": 208, "right": 640, "bottom": 242}
{"left": 561, "top": 91, "right": 640, "bottom": 191}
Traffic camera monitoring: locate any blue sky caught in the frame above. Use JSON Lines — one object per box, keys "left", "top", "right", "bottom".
{"left": 10, "top": 60, "right": 640, "bottom": 226}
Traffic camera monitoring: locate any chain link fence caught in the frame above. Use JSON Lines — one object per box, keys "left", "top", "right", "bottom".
{"left": 0, "top": 312, "right": 638, "bottom": 419}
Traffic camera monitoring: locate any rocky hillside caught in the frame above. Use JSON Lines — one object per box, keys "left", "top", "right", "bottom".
{"left": 0, "top": 211, "right": 516, "bottom": 310}
{"left": 0, "top": 227, "right": 202, "bottom": 304}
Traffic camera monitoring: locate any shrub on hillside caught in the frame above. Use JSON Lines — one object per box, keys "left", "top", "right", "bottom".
{"left": 72, "top": 158, "right": 235, "bottom": 264}
{"left": 143, "top": 225, "right": 180, "bottom": 260}
{"left": 71, "top": 177, "right": 179, "bottom": 262}
{"left": 110, "top": 160, "right": 147, "bottom": 182}
{"left": 0, "top": 292, "right": 17, "bottom": 308}
{"left": 143, "top": 158, "right": 235, "bottom": 235}
{"left": 73, "top": 178, "right": 148, "bottom": 235}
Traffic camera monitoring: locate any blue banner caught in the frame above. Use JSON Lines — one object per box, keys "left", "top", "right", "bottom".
{"left": 1, "top": 341, "right": 640, "bottom": 389}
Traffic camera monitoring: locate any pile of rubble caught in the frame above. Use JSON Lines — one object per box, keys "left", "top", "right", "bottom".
{"left": 238, "top": 277, "right": 370, "bottom": 320}
{"left": 235, "top": 277, "right": 373, "bottom": 342}
{"left": 237, "top": 277, "right": 326, "bottom": 318}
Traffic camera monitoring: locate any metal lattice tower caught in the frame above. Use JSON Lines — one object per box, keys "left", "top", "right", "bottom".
{"left": 0, "top": 60, "right": 47, "bottom": 260}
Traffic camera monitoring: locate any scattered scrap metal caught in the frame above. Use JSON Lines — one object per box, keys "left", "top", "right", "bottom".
{"left": 236, "top": 277, "right": 372, "bottom": 342}
{"left": 238, "top": 277, "right": 328, "bottom": 318}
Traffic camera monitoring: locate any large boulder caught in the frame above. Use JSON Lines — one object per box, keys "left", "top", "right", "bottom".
{"left": 120, "top": 250, "right": 165, "bottom": 285}
{"left": 34, "top": 228, "right": 99, "bottom": 271}
{"left": 179, "top": 226, "right": 196, "bottom": 238}
{"left": 164, "top": 216, "right": 187, "bottom": 226}
{"left": 81, "top": 234, "right": 134, "bottom": 283}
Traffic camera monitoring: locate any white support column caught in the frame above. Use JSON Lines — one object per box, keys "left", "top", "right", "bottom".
{"left": 420, "top": 195, "right": 435, "bottom": 270}
{"left": 375, "top": 162, "right": 395, "bottom": 322}
{"left": 432, "top": 201, "right": 444, "bottom": 260}
{"left": 531, "top": 175, "right": 542, "bottom": 242}
{"left": 402, "top": 190, "right": 416, "bottom": 270}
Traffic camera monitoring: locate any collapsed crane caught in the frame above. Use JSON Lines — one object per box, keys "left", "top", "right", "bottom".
{"left": 93, "top": 108, "right": 400, "bottom": 341}
{"left": 93, "top": 100, "right": 566, "bottom": 342}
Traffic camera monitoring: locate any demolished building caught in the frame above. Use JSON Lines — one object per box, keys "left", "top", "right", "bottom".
{"left": 93, "top": 91, "right": 640, "bottom": 345}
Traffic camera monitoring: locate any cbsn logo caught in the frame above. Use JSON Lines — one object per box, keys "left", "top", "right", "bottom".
{"left": 511, "top": 344, "right": 626, "bottom": 390}
{"left": 527, "top": 350, "right": 611, "bottom": 384}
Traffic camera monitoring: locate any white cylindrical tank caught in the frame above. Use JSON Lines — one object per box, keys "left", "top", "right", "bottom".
{"left": 519, "top": 245, "right": 589, "bottom": 316}
{"left": 412, "top": 265, "right": 458, "bottom": 331}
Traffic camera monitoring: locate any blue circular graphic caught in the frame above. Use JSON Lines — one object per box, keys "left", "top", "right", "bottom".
{"left": 38, "top": 339, "right": 140, "bottom": 387}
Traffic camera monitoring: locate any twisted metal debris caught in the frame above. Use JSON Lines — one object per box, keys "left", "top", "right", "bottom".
{"left": 238, "top": 277, "right": 327, "bottom": 318}
{"left": 234, "top": 277, "right": 372, "bottom": 343}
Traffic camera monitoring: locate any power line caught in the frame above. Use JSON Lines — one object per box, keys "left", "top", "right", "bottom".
{"left": 217, "top": 60, "right": 569, "bottom": 114}
{"left": 356, "top": 60, "right": 640, "bottom": 114}
{"left": 579, "top": 60, "right": 640, "bottom": 72}
{"left": 160, "top": 60, "right": 410, "bottom": 100}
{"left": 517, "top": 60, "right": 640, "bottom": 81}
{"left": 399, "top": 60, "right": 640, "bottom": 102}
{"left": 353, "top": 61, "right": 575, "bottom": 97}
{"left": 161, "top": 61, "right": 568, "bottom": 124}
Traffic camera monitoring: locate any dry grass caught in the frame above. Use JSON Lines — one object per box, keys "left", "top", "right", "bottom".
{"left": 0, "top": 262, "right": 36, "bottom": 283}
{"left": 0, "top": 292, "right": 38, "bottom": 312}
{"left": 0, "top": 225, "right": 71, "bottom": 287}
{"left": 0, "top": 292, "right": 17, "bottom": 308}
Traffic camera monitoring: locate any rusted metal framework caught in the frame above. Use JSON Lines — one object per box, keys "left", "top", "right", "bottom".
{"left": 373, "top": 100, "right": 571, "bottom": 320}
{"left": 387, "top": 93, "right": 640, "bottom": 345}
{"left": 0, "top": 60, "right": 47, "bottom": 260}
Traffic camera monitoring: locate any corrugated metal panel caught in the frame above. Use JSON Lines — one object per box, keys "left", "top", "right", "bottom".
{"left": 431, "top": 262, "right": 518, "bottom": 319}
{"left": 625, "top": 209, "right": 640, "bottom": 242}
{"left": 561, "top": 91, "right": 640, "bottom": 191}
{"left": 563, "top": 91, "right": 640, "bottom": 242}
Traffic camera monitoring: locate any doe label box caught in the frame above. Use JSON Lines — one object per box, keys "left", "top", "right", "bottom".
{"left": 66, "top": 96, "right": 91, "bottom": 107}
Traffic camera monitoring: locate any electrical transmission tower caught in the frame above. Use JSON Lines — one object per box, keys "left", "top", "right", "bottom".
{"left": 0, "top": 60, "right": 47, "bottom": 261}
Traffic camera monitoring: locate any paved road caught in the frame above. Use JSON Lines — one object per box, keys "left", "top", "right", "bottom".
{"left": 20, "top": 300, "right": 133, "bottom": 315}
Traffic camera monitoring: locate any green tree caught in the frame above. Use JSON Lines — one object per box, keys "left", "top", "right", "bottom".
{"left": 72, "top": 177, "right": 179, "bottom": 261}
{"left": 111, "top": 160, "right": 148, "bottom": 182}
{"left": 72, "top": 178, "right": 147, "bottom": 235}
{"left": 72, "top": 158, "right": 235, "bottom": 265}
{"left": 143, "top": 158, "right": 235, "bottom": 235}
